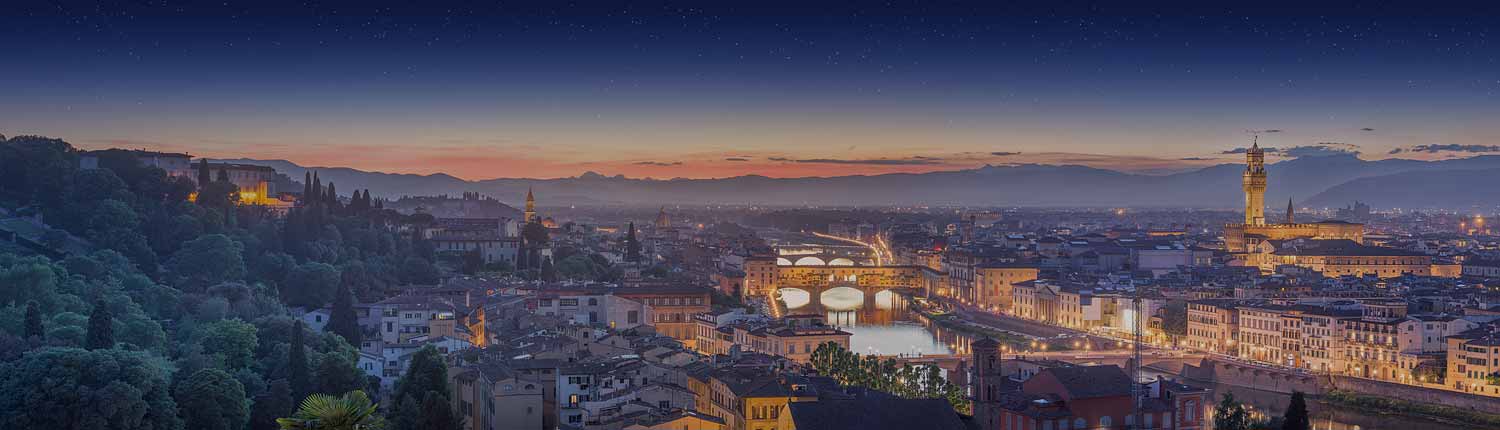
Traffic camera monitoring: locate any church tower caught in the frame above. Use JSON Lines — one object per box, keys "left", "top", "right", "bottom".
{"left": 1286, "top": 197, "right": 1295, "bottom": 224}
{"left": 971, "top": 337, "right": 1003, "bottom": 430}
{"left": 1242, "top": 139, "right": 1267, "bottom": 226}
{"left": 524, "top": 187, "right": 536, "bottom": 222}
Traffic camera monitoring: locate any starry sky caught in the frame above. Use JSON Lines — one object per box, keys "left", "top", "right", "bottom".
{"left": 3, "top": 1, "right": 1499, "bottom": 179}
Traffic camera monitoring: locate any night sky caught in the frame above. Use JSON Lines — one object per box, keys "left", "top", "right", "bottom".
{"left": 3, "top": 1, "right": 1498, "bottom": 179}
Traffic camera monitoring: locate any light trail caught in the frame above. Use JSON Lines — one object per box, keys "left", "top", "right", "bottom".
{"left": 809, "top": 231, "right": 887, "bottom": 265}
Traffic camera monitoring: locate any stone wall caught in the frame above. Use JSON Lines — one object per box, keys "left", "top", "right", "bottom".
{"left": 1179, "top": 358, "right": 1322, "bottom": 394}
{"left": 1177, "top": 358, "right": 1500, "bottom": 414}
{"left": 1327, "top": 375, "right": 1500, "bottom": 414}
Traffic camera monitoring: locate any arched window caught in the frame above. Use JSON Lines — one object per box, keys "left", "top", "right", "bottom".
{"left": 1073, "top": 418, "right": 1086, "bottom": 429}
{"left": 1100, "top": 416, "right": 1112, "bottom": 427}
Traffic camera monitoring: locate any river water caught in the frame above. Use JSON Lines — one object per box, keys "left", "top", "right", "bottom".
{"left": 778, "top": 289, "right": 1473, "bottom": 430}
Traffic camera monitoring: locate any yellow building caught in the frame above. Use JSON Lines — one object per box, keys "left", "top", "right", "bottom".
{"left": 1446, "top": 328, "right": 1500, "bottom": 397}
{"left": 974, "top": 264, "right": 1039, "bottom": 313}
{"left": 1223, "top": 140, "right": 1365, "bottom": 253}
{"left": 1255, "top": 239, "right": 1437, "bottom": 278}
{"left": 700, "top": 369, "right": 817, "bottom": 430}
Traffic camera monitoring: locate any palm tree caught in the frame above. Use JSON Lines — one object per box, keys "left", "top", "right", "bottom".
{"left": 277, "top": 390, "right": 384, "bottom": 430}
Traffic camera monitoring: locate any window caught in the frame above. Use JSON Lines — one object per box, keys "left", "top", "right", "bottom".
{"left": 589, "top": 298, "right": 599, "bottom": 306}
{"left": 1099, "top": 416, "right": 1112, "bottom": 427}
{"left": 1073, "top": 418, "right": 1085, "bottom": 429}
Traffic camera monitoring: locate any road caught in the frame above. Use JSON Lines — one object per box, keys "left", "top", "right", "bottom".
{"left": 809, "top": 231, "right": 888, "bottom": 265}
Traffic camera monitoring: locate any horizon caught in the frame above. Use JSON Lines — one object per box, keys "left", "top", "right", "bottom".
{"left": 4, "top": 2, "right": 1499, "bottom": 179}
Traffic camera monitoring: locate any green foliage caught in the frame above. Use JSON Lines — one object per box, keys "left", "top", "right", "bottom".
{"left": 418, "top": 390, "right": 462, "bottom": 430}
{"left": 328, "top": 284, "right": 361, "bottom": 346}
{"left": 196, "top": 319, "right": 259, "bottom": 370}
{"left": 1325, "top": 389, "right": 1500, "bottom": 428}
{"left": 283, "top": 262, "right": 341, "bottom": 308}
{"left": 290, "top": 320, "right": 312, "bottom": 400}
{"left": 174, "top": 368, "right": 249, "bottom": 430}
{"left": 1282, "top": 391, "right": 1310, "bottom": 430}
{"left": 86, "top": 298, "right": 114, "bottom": 350}
{"left": 1214, "top": 392, "right": 1253, "bottom": 430}
{"left": 278, "top": 390, "right": 384, "bottom": 430}
{"left": 166, "top": 234, "right": 246, "bottom": 292}
{"left": 23, "top": 300, "right": 43, "bottom": 340}
{"left": 810, "top": 342, "right": 969, "bottom": 415}
{"left": 316, "top": 351, "right": 368, "bottom": 396}
{"left": 0, "top": 347, "right": 182, "bottom": 430}
{"left": 251, "top": 379, "right": 296, "bottom": 430}
{"left": 390, "top": 346, "right": 454, "bottom": 428}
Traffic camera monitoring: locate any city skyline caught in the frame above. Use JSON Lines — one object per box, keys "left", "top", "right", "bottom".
{"left": 4, "top": 2, "right": 1499, "bottom": 179}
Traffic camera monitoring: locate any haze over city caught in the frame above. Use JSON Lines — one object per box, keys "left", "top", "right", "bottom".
{"left": 4, "top": 3, "right": 1500, "bottom": 430}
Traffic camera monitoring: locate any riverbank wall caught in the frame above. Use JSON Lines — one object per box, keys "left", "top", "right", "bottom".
{"left": 1176, "top": 357, "right": 1500, "bottom": 414}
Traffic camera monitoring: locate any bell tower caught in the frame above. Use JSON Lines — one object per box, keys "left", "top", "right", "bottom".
{"left": 1242, "top": 138, "right": 1267, "bottom": 226}
{"left": 524, "top": 187, "right": 536, "bottom": 222}
{"left": 971, "top": 337, "right": 1003, "bottom": 430}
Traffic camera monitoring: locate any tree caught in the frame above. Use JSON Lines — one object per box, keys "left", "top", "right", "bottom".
{"left": 0, "top": 348, "right": 182, "bottom": 429}
{"left": 277, "top": 390, "right": 383, "bottom": 430}
{"left": 418, "top": 390, "right": 461, "bottom": 430}
{"left": 1214, "top": 392, "right": 1253, "bottom": 430}
{"left": 1282, "top": 391, "right": 1310, "bottom": 430}
{"left": 198, "top": 158, "right": 212, "bottom": 189}
{"left": 624, "top": 222, "right": 642, "bottom": 263}
{"left": 197, "top": 319, "right": 259, "bottom": 370}
{"left": 23, "top": 301, "right": 43, "bottom": 341}
{"left": 166, "top": 234, "right": 246, "bottom": 292}
{"left": 390, "top": 346, "right": 453, "bottom": 428}
{"left": 251, "top": 379, "right": 296, "bottom": 430}
{"left": 85, "top": 299, "right": 113, "bottom": 350}
{"left": 540, "top": 257, "right": 557, "bottom": 282}
{"left": 290, "top": 320, "right": 312, "bottom": 400}
{"left": 328, "top": 284, "right": 361, "bottom": 347}
{"left": 316, "top": 352, "right": 367, "bottom": 396}
{"left": 283, "top": 262, "right": 341, "bottom": 309}
{"left": 174, "top": 368, "right": 249, "bottom": 430}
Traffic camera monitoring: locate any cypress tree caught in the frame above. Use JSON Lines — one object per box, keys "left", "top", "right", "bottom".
{"left": 248, "top": 379, "right": 294, "bottom": 430}
{"left": 311, "top": 172, "right": 321, "bottom": 202}
{"left": 216, "top": 167, "right": 229, "bottom": 182}
{"left": 303, "top": 172, "right": 312, "bottom": 200}
{"left": 23, "top": 300, "right": 43, "bottom": 341}
{"left": 85, "top": 299, "right": 113, "bottom": 350}
{"left": 328, "top": 284, "right": 361, "bottom": 347}
{"left": 326, "top": 182, "right": 337, "bottom": 205}
{"left": 1282, "top": 391, "right": 1310, "bottom": 430}
{"left": 289, "top": 320, "right": 311, "bottom": 400}
{"left": 419, "top": 390, "right": 462, "bottom": 430}
{"left": 198, "top": 158, "right": 212, "bottom": 189}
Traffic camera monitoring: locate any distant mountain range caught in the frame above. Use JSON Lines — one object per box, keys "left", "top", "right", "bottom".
{"left": 209, "top": 154, "right": 1500, "bottom": 209}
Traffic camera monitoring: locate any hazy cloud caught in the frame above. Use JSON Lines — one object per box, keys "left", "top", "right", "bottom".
{"left": 1393, "top": 144, "right": 1500, "bottom": 154}
{"left": 990, "top": 152, "right": 1022, "bottom": 156}
{"left": 724, "top": 157, "right": 750, "bottom": 162}
{"left": 1221, "top": 147, "right": 1276, "bottom": 154}
{"left": 1178, "top": 157, "right": 1214, "bottom": 161}
{"left": 767, "top": 157, "right": 791, "bottom": 162}
{"left": 789, "top": 157, "right": 945, "bottom": 166}
{"left": 633, "top": 161, "right": 684, "bottom": 166}
{"left": 1360, "top": 127, "right": 1375, "bottom": 131}
{"left": 1281, "top": 144, "right": 1359, "bottom": 157}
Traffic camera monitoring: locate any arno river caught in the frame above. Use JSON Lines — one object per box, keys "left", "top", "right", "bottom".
{"left": 777, "top": 289, "right": 1469, "bottom": 430}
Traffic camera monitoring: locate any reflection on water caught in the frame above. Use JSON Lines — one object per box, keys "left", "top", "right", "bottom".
{"left": 779, "top": 289, "right": 973, "bottom": 357}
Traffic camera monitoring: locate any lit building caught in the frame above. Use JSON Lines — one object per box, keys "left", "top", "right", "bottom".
{"left": 1255, "top": 239, "right": 1438, "bottom": 278}
{"left": 1445, "top": 325, "right": 1500, "bottom": 397}
{"left": 1186, "top": 299, "right": 1241, "bottom": 354}
{"left": 1222, "top": 140, "right": 1365, "bottom": 254}
{"left": 974, "top": 264, "right": 1040, "bottom": 313}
